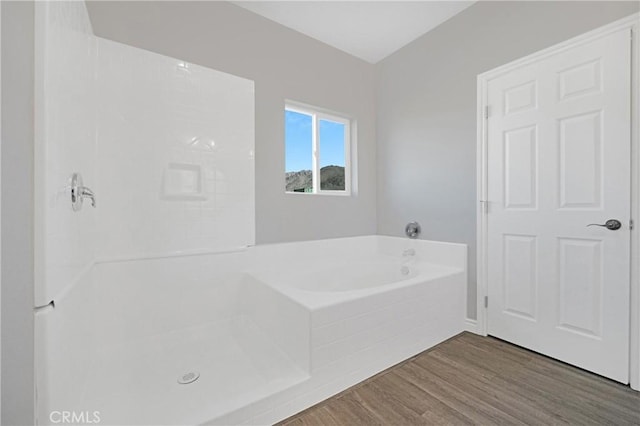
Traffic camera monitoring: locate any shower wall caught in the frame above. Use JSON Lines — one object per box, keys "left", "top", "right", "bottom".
{"left": 35, "top": 0, "right": 255, "bottom": 306}
{"left": 95, "top": 38, "right": 255, "bottom": 260}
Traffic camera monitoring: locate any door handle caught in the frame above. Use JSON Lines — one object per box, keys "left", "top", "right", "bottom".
{"left": 587, "top": 219, "right": 622, "bottom": 230}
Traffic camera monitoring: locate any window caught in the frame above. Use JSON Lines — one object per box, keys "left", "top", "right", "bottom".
{"left": 284, "top": 102, "right": 352, "bottom": 195}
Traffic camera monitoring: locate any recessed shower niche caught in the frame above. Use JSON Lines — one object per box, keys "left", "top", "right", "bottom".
{"left": 162, "top": 163, "right": 205, "bottom": 201}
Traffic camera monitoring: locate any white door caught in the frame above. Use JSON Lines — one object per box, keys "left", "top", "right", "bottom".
{"left": 487, "top": 28, "right": 631, "bottom": 383}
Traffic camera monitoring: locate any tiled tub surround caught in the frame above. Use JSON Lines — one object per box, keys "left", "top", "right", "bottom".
{"left": 35, "top": 236, "right": 466, "bottom": 425}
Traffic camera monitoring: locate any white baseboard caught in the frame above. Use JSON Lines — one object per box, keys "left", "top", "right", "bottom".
{"left": 464, "top": 318, "right": 480, "bottom": 334}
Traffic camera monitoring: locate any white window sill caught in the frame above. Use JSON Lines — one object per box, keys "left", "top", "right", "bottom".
{"left": 285, "top": 191, "right": 352, "bottom": 197}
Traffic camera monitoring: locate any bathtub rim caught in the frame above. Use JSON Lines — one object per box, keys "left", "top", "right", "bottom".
{"left": 247, "top": 263, "right": 465, "bottom": 311}
{"left": 245, "top": 235, "right": 467, "bottom": 311}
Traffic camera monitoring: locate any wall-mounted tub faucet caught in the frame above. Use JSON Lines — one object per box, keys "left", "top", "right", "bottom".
{"left": 70, "top": 173, "right": 96, "bottom": 211}
{"left": 404, "top": 221, "right": 421, "bottom": 239}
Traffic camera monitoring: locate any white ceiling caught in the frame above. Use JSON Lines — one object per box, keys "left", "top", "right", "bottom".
{"left": 232, "top": 1, "right": 476, "bottom": 63}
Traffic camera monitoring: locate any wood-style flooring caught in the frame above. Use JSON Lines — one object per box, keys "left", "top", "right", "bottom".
{"left": 278, "top": 332, "right": 640, "bottom": 425}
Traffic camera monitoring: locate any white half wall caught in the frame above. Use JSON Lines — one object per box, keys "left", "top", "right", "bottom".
{"left": 86, "top": 1, "right": 377, "bottom": 245}
{"left": 375, "top": 0, "right": 640, "bottom": 320}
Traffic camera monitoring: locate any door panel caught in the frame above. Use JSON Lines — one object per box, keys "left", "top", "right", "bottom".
{"left": 487, "top": 28, "right": 631, "bottom": 383}
{"left": 557, "top": 237, "right": 602, "bottom": 337}
{"left": 559, "top": 111, "right": 602, "bottom": 208}
{"left": 504, "top": 80, "right": 537, "bottom": 115}
{"left": 503, "top": 234, "right": 538, "bottom": 320}
{"left": 558, "top": 59, "right": 602, "bottom": 100}
{"left": 504, "top": 125, "right": 538, "bottom": 209}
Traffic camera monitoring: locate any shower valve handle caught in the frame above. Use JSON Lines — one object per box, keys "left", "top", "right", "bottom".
{"left": 70, "top": 173, "right": 96, "bottom": 211}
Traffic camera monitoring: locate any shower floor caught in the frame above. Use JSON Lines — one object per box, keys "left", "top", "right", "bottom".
{"left": 80, "top": 316, "right": 309, "bottom": 425}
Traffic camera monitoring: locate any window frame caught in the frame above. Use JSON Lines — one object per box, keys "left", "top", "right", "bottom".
{"left": 284, "top": 102, "right": 352, "bottom": 196}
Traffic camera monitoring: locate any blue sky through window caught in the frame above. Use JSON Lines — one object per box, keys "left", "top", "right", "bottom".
{"left": 285, "top": 109, "right": 345, "bottom": 172}
{"left": 285, "top": 110, "right": 312, "bottom": 172}
{"left": 319, "top": 119, "right": 345, "bottom": 168}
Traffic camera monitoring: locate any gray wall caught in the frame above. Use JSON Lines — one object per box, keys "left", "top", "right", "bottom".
{"left": 1, "top": 2, "right": 35, "bottom": 424}
{"left": 375, "top": 1, "right": 640, "bottom": 320}
{"left": 86, "top": 1, "right": 377, "bottom": 245}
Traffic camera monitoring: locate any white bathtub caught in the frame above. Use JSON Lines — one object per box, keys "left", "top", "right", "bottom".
{"left": 35, "top": 235, "right": 466, "bottom": 425}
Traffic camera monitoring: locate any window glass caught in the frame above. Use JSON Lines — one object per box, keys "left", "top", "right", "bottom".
{"left": 284, "top": 103, "right": 352, "bottom": 195}
{"left": 285, "top": 110, "right": 313, "bottom": 193}
{"left": 319, "top": 119, "right": 346, "bottom": 191}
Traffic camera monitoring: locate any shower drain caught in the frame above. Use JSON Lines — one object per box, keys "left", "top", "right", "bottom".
{"left": 177, "top": 371, "right": 200, "bottom": 384}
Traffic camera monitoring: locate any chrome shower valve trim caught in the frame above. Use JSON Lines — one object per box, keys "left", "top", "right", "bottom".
{"left": 70, "top": 173, "right": 96, "bottom": 211}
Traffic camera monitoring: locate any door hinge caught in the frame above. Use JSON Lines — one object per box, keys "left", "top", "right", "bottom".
{"left": 484, "top": 105, "right": 490, "bottom": 119}
{"left": 480, "top": 200, "right": 488, "bottom": 214}
{"left": 484, "top": 296, "right": 488, "bottom": 309}
{"left": 631, "top": 219, "right": 634, "bottom": 230}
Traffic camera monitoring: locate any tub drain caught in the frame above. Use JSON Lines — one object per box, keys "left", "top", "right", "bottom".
{"left": 177, "top": 371, "right": 200, "bottom": 384}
